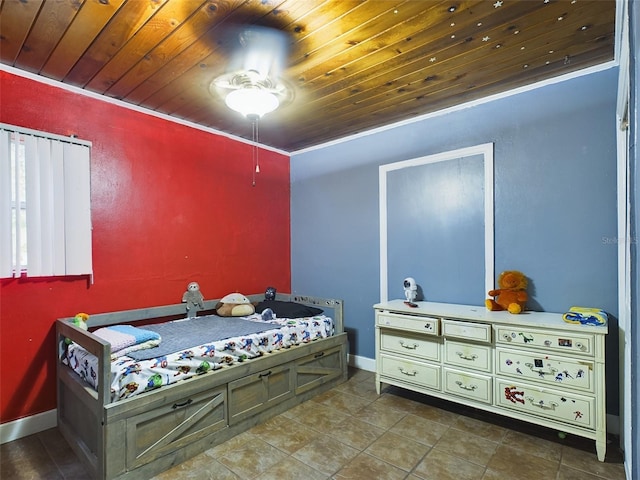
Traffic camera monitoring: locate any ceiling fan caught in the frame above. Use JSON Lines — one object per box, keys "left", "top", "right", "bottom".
{"left": 211, "top": 25, "right": 294, "bottom": 119}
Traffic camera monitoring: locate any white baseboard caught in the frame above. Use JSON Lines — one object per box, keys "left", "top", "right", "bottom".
{"left": 348, "top": 354, "right": 375, "bottom": 372}
{"left": 1, "top": 409, "right": 57, "bottom": 444}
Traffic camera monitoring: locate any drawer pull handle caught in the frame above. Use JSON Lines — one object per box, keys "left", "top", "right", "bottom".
{"left": 455, "top": 381, "right": 477, "bottom": 391}
{"left": 502, "top": 334, "right": 511, "bottom": 341}
{"left": 576, "top": 342, "right": 584, "bottom": 350}
{"left": 172, "top": 399, "right": 193, "bottom": 409}
{"left": 259, "top": 370, "right": 272, "bottom": 378}
{"left": 525, "top": 397, "right": 558, "bottom": 410}
{"left": 424, "top": 324, "right": 433, "bottom": 330}
{"left": 398, "top": 367, "right": 417, "bottom": 377}
{"left": 525, "top": 363, "right": 558, "bottom": 376}
{"left": 456, "top": 351, "right": 478, "bottom": 361}
{"left": 399, "top": 341, "right": 418, "bottom": 350}
{"left": 314, "top": 352, "right": 325, "bottom": 358}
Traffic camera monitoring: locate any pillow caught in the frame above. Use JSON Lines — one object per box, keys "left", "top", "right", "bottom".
{"left": 254, "top": 300, "right": 323, "bottom": 318}
{"left": 215, "top": 293, "right": 255, "bottom": 317}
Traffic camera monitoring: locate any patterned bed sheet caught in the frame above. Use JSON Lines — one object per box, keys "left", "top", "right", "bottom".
{"left": 65, "top": 313, "right": 334, "bottom": 402}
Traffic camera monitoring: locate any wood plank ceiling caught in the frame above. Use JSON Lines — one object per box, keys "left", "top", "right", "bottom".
{"left": 0, "top": 0, "right": 616, "bottom": 152}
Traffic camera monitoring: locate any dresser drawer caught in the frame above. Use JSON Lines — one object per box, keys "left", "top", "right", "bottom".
{"left": 496, "top": 327, "right": 594, "bottom": 356}
{"left": 380, "top": 331, "right": 440, "bottom": 361}
{"left": 496, "top": 379, "right": 595, "bottom": 429}
{"left": 444, "top": 340, "right": 491, "bottom": 372}
{"left": 379, "top": 354, "right": 440, "bottom": 390}
{"left": 496, "top": 348, "right": 594, "bottom": 392}
{"left": 443, "top": 368, "right": 492, "bottom": 404}
{"left": 377, "top": 312, "right": 439, "bottom": 335}
{"left": 442, "top": 319, "right": 491, "bottom": 343}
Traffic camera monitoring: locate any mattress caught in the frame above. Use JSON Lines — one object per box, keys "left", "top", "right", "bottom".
{"left": 65, "top": 313, "right": 334, "bottom": 402}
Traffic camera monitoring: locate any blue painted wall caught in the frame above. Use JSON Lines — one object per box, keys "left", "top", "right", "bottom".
{"left": 386, "top": 154, "right": 486, "bottom": 305}
{"left": 290, "top": 67, "right": 619, "bottom": 414}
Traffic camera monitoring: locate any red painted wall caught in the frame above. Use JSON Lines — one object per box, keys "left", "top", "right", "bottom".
{"left": 0, "top": 71, "right": 291, "bottom": 423}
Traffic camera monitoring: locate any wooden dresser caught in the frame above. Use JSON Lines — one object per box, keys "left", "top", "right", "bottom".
{"left": 374, "top": 300, "right": 608, "bottom": 461}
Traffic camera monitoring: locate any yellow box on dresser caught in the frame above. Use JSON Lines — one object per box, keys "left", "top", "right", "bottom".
{"left": 374, "top": 300, "right": 608, "bottom": 461}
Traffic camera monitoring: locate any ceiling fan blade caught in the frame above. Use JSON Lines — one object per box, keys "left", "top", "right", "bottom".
{"left": 226, "top": 25, "right": 290, "bottom": 80}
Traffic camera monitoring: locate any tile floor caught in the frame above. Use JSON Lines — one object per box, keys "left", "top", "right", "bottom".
{"left": 0, "top": 368, "right": 627, "bottom": 480}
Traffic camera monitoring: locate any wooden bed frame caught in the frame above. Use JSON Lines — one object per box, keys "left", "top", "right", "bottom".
{"left": 56, "top": 294, "right": 348, "bottom": 480}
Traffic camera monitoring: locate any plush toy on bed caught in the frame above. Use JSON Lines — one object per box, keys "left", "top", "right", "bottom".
{"left": 265, "top": 286, "right": 277, "bottom": 301}
{"left": 485, "top": 270, "right": 528, "bottom": 314}
{"left": 215, "top": 293, "right": 255, "bottom": 317}
{"left": 65, "top": 312, "right": 89, "bottom": 345}
{"left": 182, "top": 282, "right": 205, "bottom": 318}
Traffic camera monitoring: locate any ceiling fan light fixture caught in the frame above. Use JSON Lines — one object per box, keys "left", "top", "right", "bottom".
{"left": 224, "top": 86, "right": 280, "bottom": 118}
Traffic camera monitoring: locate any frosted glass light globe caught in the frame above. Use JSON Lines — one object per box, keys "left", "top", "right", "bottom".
{"left": 225, "top": 88, "right": 279, "bottom": 117}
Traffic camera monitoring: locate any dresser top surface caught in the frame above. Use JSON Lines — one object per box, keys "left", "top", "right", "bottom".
{"left": 374, "top": 300, "right": 608, "bottom": 334}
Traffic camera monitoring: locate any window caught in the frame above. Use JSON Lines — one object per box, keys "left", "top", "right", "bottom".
{"left": 0, "top": 124, "right": 92, "bottom": 278}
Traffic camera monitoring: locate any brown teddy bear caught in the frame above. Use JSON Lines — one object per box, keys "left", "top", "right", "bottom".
{"left": 485, "top": 270, "right": 528, "bottom": 314}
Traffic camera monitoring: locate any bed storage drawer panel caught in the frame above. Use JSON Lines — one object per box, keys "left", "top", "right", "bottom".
{"left": 379, "top": 353, "right": 440, "bottom": 390}
{"left": 228, "top": 363, "right": 294, "bottom": 424}
{"left": 496, "top": 379, "right": 595, "bottom": 429}
{"left": 125, "top": 384, "right": 227, "bottom": 470}
{"left": 295, "top": 344, "right": 345, "bottom": 395}
{"left": 380, "top": 330, "right": 440, "bottom": 361}
{"left": 444, "top": 340, "right": 491, "bottom": 372}
{"left": 496, "top": 348, "right": 594, "bottom": 392}
{"left": 443, "top": 368, "right": 492, "bottom": 404}
{"left": 377, "top": 312, "right": 439, "bottom": 335}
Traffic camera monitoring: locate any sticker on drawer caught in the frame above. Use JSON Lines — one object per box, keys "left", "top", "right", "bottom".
{"left": 496, "top": 328, "right": 593, "bottom": 355}
{"left": 377, "top": 313, "right": 439, "bottom": 335}
{"left": 496, "top": 380, "right": 595, "bottom": 429}
{"left": 496, "top": 348, "right": 593, "bottom": 392}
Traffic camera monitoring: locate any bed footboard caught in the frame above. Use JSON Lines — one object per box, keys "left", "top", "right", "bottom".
{"left": 56, "top": 318, "right": 111, "bottom": 478}
{"left": 56, "top": 294, "right": 347, "bottom": 480}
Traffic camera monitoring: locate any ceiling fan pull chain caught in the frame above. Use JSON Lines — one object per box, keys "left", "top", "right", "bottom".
{"left": 254, "top": 120, "right": 260, "bottom": 173}
{"left": 252, "top": 119, "right": 260, "bottom": 186}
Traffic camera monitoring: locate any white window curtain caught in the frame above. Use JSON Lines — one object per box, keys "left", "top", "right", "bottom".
{"left": 0, "top": 124, "right": 92, "bottom": 278}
